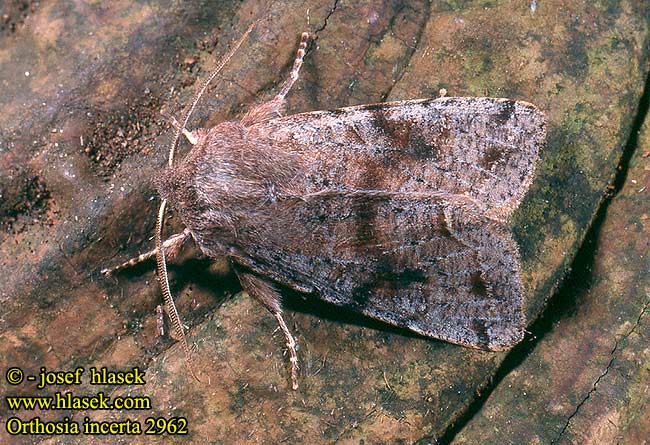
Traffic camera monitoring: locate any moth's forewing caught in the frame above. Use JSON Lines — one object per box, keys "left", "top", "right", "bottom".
{"left": 232, "top": 194, "right": 523, "bottom": 351}
{"left": 227, "top": 97, "right": 545, "bottom": 350}
{"left": 256, "top": 97, "right": 545, "bottom": 220}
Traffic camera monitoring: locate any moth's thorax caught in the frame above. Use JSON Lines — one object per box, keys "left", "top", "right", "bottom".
{"left": 154, "top": 121, "right": 303, "bottom": 257}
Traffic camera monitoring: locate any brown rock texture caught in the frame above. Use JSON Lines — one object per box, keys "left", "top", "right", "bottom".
{"left": 0, "top": 0, "right": 649, "bottom": 444}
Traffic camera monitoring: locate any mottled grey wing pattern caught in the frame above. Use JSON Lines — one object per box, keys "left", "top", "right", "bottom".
{"left": 255, "top": 97, "right": 545, "bottom": 220}
{"left": 232, "top": 194, "right": 523, "bottom": 350}
{"left": 229, "top": 97, "right": 545, "bottom": 350}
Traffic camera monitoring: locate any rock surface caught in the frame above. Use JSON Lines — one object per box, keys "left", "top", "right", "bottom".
{"left": 453, "top": 98, "right": 650, "bottom": 445}
{"left": 0, "top": 0, "right": 648, "bottom": 444}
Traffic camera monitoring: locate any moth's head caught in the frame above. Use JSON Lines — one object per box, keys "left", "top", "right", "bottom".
{"left": 152, "top": 129, "right": 209, "bottom": 208}
{"left": 153, "top": 165, "right": 177, "bottom": 202}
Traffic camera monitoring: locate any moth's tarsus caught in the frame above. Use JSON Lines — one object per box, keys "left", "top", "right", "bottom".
{"left": 240, "top": 31, "right": 310, "bottom": 128}
{"left": 277, "top": 32, "right": 309, "bottom": 101}
{"left": 274, "top": 311, "right": 299, "bottom": 391}
{"left": 106, "top": 23, "right": 546, "bottom": 391}
{"left": 101, "top": 229, "right": 190, "bottom": 275}
{"left": 235, "top": 268, "right": 302, "bottom": 389}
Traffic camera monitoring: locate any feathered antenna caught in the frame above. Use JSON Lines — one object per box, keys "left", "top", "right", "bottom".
{"left": 155, "top": 21, "right": 257, "bottom": 382}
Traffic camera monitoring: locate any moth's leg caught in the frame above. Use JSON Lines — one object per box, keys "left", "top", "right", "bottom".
{"left": 240, "top": 32, "right": 309, "bottom": 126}
{"left": 236, "top": 271, "right": 299, "bottom": 390}
{"left": 160, "top": 110, "right": 198, "bottom": 145}
{"left": 101, "top": 228, "right": 191, "bottom": 275}
{"left": 276, "top": 31, "right": 309, "bottom": 101}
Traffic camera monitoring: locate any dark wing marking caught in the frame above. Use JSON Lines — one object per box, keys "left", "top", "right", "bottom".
{"left": 231, "top": 193, "right": 524, "bottom": 351}
{"left": 252, "top": 97, "right": 546, "bottom": 220}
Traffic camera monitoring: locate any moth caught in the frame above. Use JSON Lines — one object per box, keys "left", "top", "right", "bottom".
{"left": 104, "top": 24, "right": 546, "bottom": 390}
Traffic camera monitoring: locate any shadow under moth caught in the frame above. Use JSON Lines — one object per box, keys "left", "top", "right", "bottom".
{"left": 104, "top": 24, "right": 546, "bottom": 390}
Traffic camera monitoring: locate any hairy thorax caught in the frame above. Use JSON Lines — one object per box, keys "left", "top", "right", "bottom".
{"left": 154, "top": 121, "right": 302, "bottom": 257}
